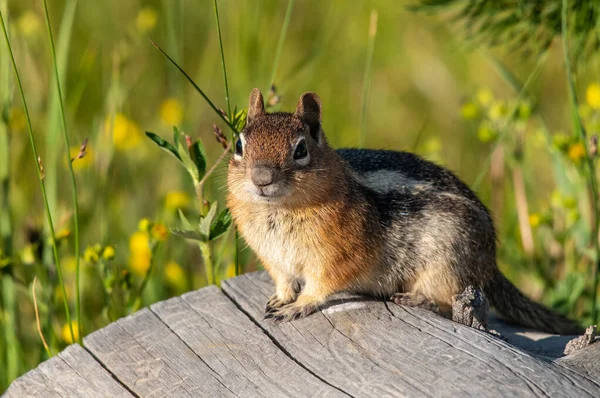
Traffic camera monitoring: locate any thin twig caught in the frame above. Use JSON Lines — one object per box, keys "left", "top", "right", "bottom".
{"left": 32, "top": 277, "right": 51, "bottom": 356}
{"left": 197, "top": 141, "right": 232, "bottom": 188}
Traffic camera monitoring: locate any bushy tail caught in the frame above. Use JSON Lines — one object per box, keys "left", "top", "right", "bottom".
{"left": 484, "top": 270, "right": 583, "bottom": 335}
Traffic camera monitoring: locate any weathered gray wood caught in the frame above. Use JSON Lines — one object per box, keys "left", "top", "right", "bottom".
{"left": 84, "top": 308, "right": 239, "bottom": 397}
{"left": 222, "top": 271, "right": 600, "bottom": 397}
{"left": 150, "top": 285, "right": 345, "bottom": 397}
{"left": 3, "top": 344, "right": 133, "bottom": 398}
{"left": 557, "top": 340, "right": 600, "bottom": 380}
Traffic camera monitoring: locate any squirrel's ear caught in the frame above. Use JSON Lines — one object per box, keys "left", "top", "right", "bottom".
{"left": 247, "top": 88, "right": 265, "bottom": 124}
{"left": 295, "top": 92, "right": 322, "bottom": 140}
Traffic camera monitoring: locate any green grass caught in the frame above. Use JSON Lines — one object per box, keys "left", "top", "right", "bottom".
{"left": 1, "top": 0, "right": 600, "bottom": 392}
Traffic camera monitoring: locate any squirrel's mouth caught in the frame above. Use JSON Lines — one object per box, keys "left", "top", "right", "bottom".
{"left": 248, "top": 183, "right": 290, "bottom": 203}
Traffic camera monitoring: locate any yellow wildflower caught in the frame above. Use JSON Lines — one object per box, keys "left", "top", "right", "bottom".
{"left": 160, "top": 98, "right": 184, "bottom": 126}
{"left": 129, "top": 231, "right": 151, "bottom": 275}
{"left": 138, "top": 218, "right": 152, "bottom": 232}
{"left": 17, "top": 11, "right": 41, "bottom": 38}
{"left": 103, "top": 246, "right": 116, "bottom": 261}
{"left": 528, "top": 214, "right": 541, "bottom": 228}
{"left": 568, "top": 142, "right": 586, "bottom": 163}
{"left": 586, "top": 83, "right": 600, "bottom": 110}
{"left": 562, "top": 196, "right": 577, "bottom": 210}
{"left": 8, "top": 108, "right": 26, "bottom": 131}
{"left": 151, "top": 223, "right": 169, "bottom": 242}
{"left": 165, "top": 191, "right": 190, "bottom": 210}
{"left": 164, "top": 261, "right": 185, "bottom": 287}
{"left": 84, "top": 246, "right": 99, "bottom": 264}
{"left": 21, "top": 244, "right": 36, "bottom": 264}
{"left": 477, "top": 123, "right": 497, "bottom": 143}
{"left": 107, "top": 113, "right": 143, "bottom": 150}
{"left": 61, "top": 322, "right": 79, "bottom": 344}
{"left": 69, "top": 146, "right": 94, "bottom": 171}
{"left": 476, "top": 88, "right": 493, "bottom": 107}
{"left": 488, "top": 101, "right": 507, "bottom": 121}
{"left": 55, "top": 228, "right": 71, "bottom": 241}
{"left": 136, "top": 7, "right": 158, "bottom": 33}
{"left": 460, "top": 102, "right": 478, "bottom": 120}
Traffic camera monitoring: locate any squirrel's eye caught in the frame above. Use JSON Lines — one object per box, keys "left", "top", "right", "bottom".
{"left": 235, "top": 138, "right": 243, "bottom": 157}
{"left": 293, "top": 139, "right": 308, "bottom": 161}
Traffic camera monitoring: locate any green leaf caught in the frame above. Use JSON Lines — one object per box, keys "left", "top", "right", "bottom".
{"left": 209, "top": 208, "right": 232, "bottom": 240}
{"left": 145, "top": 131, "right": 181, "bottom": 161}
{"left": 175, "top": 132, "right": 200, "bottom": 180}
{"left": 178, "top": 209, "right": 192, "bottom": 229}
{"left": 171, "top": 228, "right": 207, "bottom": 242}
{"left": 173, "top": 126, "right": 181, "bottom": 150}
{"left": 189, "top": 139, "right": 207, "bottom": 180}
{"left": 199, "top": 202, "right": 218, "bottom": 238}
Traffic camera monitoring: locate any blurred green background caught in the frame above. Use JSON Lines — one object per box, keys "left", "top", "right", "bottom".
{"left": 1, "top": 0, "right": 600, "bottom": 391}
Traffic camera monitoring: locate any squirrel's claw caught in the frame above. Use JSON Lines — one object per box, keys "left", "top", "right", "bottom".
{"left": 265, "top": 301, "right": 318, "bottom": 323}
{"left": 265, "top": 293, "right": 295, "bottom": 316}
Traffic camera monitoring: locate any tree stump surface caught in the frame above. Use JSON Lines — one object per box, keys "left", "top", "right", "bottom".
{"left": 4, "top": 271, "right": 600, "bottom": 397}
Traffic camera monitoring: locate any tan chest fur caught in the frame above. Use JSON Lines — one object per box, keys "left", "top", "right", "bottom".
{"left": 232, "top": 203, "right": 332, "bottom": 278}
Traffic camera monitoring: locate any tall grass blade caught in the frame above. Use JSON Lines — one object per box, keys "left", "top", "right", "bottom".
{"left": 561, "top": 0, "right": 600, "bottom": 323}
{"left": 42, "top": 0, "right": 77, "bottom": 266}
{"left": 0, "top": 0, "right": 10, "bottom": 259}
{"left": 266, "top": 0, "right": 295, "bottom": 93}
{"left": 150, "top": 39, "right": 238, "bottom": 134}
{"left": 0, "top": 8, "right": 75, "bottom": 344}
{"left": 42, "top": 0, "right": 83, "bottom": 345}
{"left": 213, "top": 0, "right": 231, "bottom": 119}
{"left": 359, "top": 10, "right": 378, "bottom": 148}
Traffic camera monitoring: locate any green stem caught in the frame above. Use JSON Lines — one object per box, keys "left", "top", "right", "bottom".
{"left": 42, "top": 0, "right": 82, "bottom": 346}
{"left": 359, "top": 10, "right": 378, "bottom": 148}
{"left": 0, "top": 8, "right": 74, "bottom": 343}
{"left": 561, "top": 0, "right": 600, "bottom": 323}
{"left": 266, "top": 0, "right": 295, "bottom": 93}
{"left": 199, "top": 241, "right": 215, "bottom": 285}
{"left": 213, "top": 0, "right": 231, "bottom": 119}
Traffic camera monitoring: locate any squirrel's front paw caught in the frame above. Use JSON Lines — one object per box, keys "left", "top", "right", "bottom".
{"left": 264, "top": 301, "right": 318, "bottom": 324}
{"left": 265, "top": 294, "right": 295, "bottom": 316}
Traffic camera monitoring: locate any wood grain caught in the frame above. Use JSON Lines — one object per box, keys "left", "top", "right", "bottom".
{"left": 222, "top": 271, "right": 600, "bottom": 397}
{"left": 3, "top": 344, "right": 132, "bottom": 398}
{"left": 150, "top": 285, "right": 344, "bottom": 397}
{"left": 84, "top": 308, "right": 239, "bottom": 397}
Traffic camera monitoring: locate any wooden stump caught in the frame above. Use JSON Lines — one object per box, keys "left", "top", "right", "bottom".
{"left": 4, "top": 271, "right": 600, "bottom": 397}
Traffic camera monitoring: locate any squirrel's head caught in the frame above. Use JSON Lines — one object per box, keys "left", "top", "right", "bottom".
{"left": 227, "top": 88, "right": 335, "bottom": 206}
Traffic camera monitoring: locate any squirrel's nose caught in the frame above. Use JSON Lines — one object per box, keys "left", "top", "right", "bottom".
{"left": 251, "top": 166, "right": 275, "bottom": 187}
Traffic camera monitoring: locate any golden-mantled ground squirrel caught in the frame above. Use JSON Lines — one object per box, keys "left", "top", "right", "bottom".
{"left": 227, "top": 88, "right": 581, "bottom": 334}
